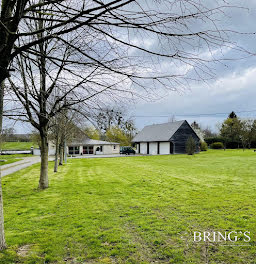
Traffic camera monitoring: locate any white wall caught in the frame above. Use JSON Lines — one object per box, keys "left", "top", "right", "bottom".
{"left": 33, "top": 148, "right": 56, "bottom": 156}
{"left": 159, "top": 142, "right": 170, "bottom": 154}
{"left": 149, "top": 142, "right": 157, "bottom": 155}
{"left": 102, "top": 144, "right": 120, "bottom": 155}
{"left": 140, "top": 143, "right": 147, "bottom": 154}
{"left": 33, "top": 148, "right": 41, "bottom": 156}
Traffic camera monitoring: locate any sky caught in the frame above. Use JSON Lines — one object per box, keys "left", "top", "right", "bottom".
{"left": 4, "top": 0, "right": 256, "bottom": 134}
{"left": 129, "top": 0, "right": 256, "bottom": 132}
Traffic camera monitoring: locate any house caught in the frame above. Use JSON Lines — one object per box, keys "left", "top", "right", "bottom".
{"left": 33, "top": 138, "right": 120, "bottom": 156}
{"left": 67, "top": 138, "right": 120, "bottom": 155}
{"left": 132, "top": 120, "right": 200, "bottom": 155}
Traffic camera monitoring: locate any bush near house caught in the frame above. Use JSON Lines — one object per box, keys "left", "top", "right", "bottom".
{"left": 186, "top": 136, "right": 196, "bottom": 155}
{"left": 200, "top": 141, "right": 208, "bottom": 151}
{"left": 210, "top": 142, "right": 224, "bottom": 149}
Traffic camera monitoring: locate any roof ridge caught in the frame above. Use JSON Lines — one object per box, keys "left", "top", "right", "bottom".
{"left": 144, "top": 120, "right": 185, "bottom": 127}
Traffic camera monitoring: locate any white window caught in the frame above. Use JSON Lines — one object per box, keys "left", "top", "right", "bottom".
{"left": 69, "top": 146, "right": 79, "bottom": 155}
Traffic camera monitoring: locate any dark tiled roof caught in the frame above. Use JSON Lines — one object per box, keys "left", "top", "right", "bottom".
{"left": 132, "top": 120, "right": 185, "bottom": 142}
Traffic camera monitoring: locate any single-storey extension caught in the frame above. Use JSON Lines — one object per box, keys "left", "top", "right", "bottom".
{"left": 33, "top": 138, "right": 120, "bottom": 156}
{"left": 132, "top": 120, "right": 200, "bottom": 155}
{"left": 67, "top": 138, "right": 120, "bottom": 156}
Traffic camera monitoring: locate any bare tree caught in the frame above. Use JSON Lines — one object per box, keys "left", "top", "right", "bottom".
{"left": 50, "top": 110, "right": 83, "bottom": 172}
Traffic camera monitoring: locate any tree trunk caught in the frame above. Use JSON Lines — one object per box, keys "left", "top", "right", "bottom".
{"left": 64, "top": 139, "right": 67, "bottom": 164}
{"left": 59, "top": 142, "right": 63, "bottom": 165}
{"left": 54, "top": 136, "right": 59, "bottom": 173}
{"left": 0, "top": 81, "right": 6, "bottom": 249}
{"left": 39, "top": 131, "right": 49, "bottom": 189}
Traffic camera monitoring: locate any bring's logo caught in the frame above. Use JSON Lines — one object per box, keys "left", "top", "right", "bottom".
{"left": 193, "top": 231, "right": 251, "bottom": 243}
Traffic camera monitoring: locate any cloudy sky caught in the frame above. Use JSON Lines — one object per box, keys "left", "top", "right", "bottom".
{"left": 129, "top": 0, "right": 256, "bottom": 132}
{"left": 5, "top": 0, "right": 256, "bottom": 134}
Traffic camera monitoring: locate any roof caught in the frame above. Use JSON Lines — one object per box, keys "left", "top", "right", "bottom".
{"left": 132, "top": 120, "right": 187, "bottom": 142}
{"left": 68, "top": 138, "right": 120, "bottom": 146}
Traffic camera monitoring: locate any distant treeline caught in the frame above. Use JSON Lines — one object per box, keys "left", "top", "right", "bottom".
{"left": 2, "top": 134, "right": 31, "bottom": 142}
{"left": 205, "top": 137, "right": 256, "bottom": 149}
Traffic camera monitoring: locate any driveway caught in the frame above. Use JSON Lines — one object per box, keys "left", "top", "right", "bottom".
{"left": 1, "top": 156, "right": 54, "bottom": 177}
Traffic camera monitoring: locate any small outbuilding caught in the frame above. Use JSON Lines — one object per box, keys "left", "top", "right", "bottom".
{"left": 132, "top": 120, "right": 200, "bottom": 155}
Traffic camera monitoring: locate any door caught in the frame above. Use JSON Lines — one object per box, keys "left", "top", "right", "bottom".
{"left": 159, "top": 142, "right": 169, "bottom": 154}
{"left": 149, "top": 142, "right": 157, "bottom": 155}
{"left": 140, "top": 143, "right": 147, "bottom": 154}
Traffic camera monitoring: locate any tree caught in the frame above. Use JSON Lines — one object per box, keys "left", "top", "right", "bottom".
{"left": 238, "top": 119, "right": 256, "bottom": 150}
{"left": 248, "top": 120, "right": 256, "bottom": 149}
{"left": 106, "top": 126, "right": 130, "bottom": 146}
{"left": 1, "top": 127, "right": 15, "bottom": 143}
{"left": 229, "top": 111, "right": 237, "bottom": 119}
{"left": 94, "top": 107, "right": 137, "bottom": 144}
{"left": 0, "top": 81, "right": 5, "bottom": 249}
{"left": 203, "top": 126, "right": 217, "bottom": 138}
{"left": 220, "top": 113, "right": 241, "bottom": 148}
{"left": 84, "top": 127, "right": 100, "bottom": 140}
{"left": 50, "top": 111, "right": 83, "bottom": 172}
{"left": 95, "top": 108, "right": 124, "bottom": 137}
{"left": 123, "top": 119, "right": 137, "bottom": 144}
{"left": 186, "top": 136, "right": 196, "bottom": 155}
{"left": 239, "top": 119, "right": 249, "bottom": 151}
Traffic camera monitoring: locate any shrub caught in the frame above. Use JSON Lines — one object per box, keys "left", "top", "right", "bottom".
{"left": 205, "top": 137, "right": 225, "bottom": 145}
{"left": 186, "top": 136, "right": 196, "bottom": 155}
{"left": 210, "top": 142, "right": 224, "bottom": 149}
{"left": 200, "top": 141, "right": 208, "bottom": 151}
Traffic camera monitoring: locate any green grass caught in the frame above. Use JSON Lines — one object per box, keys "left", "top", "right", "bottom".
{"left": 1, "top": 142, "right": 37, "bottom": 150}
{"left": 0, "top": 149, "right": 256, "bottom": 263}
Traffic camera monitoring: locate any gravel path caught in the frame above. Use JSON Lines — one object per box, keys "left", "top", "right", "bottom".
{"left": 0, "top": 156, "right": 53, "bottom": 177}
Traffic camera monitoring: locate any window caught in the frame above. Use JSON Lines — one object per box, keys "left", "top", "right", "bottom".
{"left": 113, "top": 145, "right": 116, "bottom": 150}
{"left": 83, "top": 146, "right": 94, "bottom": 154}
{"left": 83, "top": 146, "right": 88, "bottom": 154}
{"left": 69, "top": 146, "right": 79, "bottom": 155}
{"left": 68, "top": 146, "right": 73, "bottom": 155}
{"left": 89, "top": 146, "right": 93, "bottom": 154}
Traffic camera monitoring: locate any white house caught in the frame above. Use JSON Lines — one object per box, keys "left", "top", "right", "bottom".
{"left": 67, "top": 138, "right": 120, "bottom": 156}
{"left": 33, "top": 138, "right": 120, "bottom": 156}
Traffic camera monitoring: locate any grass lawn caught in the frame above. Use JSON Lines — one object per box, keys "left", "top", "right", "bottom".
{"left": 1, "top": 142, "right": 37, "bottom": 150}
{"left": 0, "top": 150, "right": 256, "bottom": 263}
